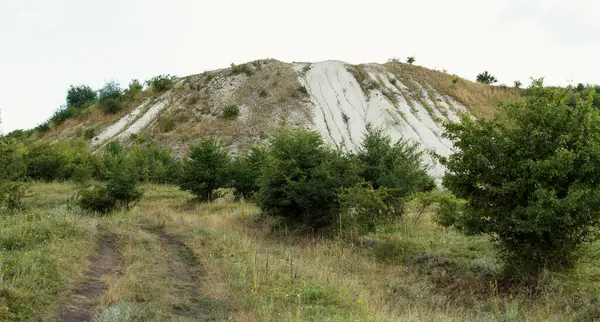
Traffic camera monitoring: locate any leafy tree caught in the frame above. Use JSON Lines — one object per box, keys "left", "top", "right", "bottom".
{"left": 66, "top": 85, "right": 97, "bottom": 108}
{"left": 514, "top": 80, "right": 522, "bottom": 89}
{"left": 24, "top": 141, "right": 68, "bottom": 181}
{"left": 357, "top": 127, "right": 435, "bottom": 214}
{"left": 438, "top": 82, "right": 600, "bottom": 278}
{"left": 0, "top": 138, "right": 27, "bottom": 209}
{"left": 98, "top": 81, "right": 123, "bottom": 114}
{"left": 124, "top": 79, "right": 143, "bottom": 100}
{"left": 78, "top": 141, "right": 142, "bottom": 213}
{"left": 256, "top": 129, "right": 360, "bottom": 228}
{"left": 179, "top": 139, "right": 230, "bottom": 201}
{"left": 129, "top": 142, "right": 181, "bottom": 184}
{"left": 146, "top": 74, "right": 175, "bottom": 93}
{"left": 406, "top": 56, "right": 416, "bottom": 64}
{"left": 228, "top": 147, "right": 266, "bottom": 199}
{"left": 476, "top": 71, "right": 498, "bottom": 84}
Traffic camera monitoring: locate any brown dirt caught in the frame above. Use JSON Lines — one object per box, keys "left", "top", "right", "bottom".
{"left": 143, "top": 227, "right": 221, "bottom": 320}
{"left": 58, "top": 234, "right": 120, "bottom": 322}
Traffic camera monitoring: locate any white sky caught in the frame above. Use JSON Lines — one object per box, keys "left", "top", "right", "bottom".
{"left": 1, "top": 0, "right": 599, "bottom": 133}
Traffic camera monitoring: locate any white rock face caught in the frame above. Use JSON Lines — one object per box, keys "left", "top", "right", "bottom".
{"left": 299, "top": 61, "right": 467, "bottom": 179}
{"left": 90, "top": 97, "right": 170, "bottom": 148}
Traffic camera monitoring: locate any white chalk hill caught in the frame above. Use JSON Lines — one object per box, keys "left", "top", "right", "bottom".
{"left": 91, "top": 60, "right": 469, "bottom": 180}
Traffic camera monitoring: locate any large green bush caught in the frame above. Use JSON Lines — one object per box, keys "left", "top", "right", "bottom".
{"left": 0, "top": 138, "right": 27, "bottom": 209}
{"left": 228, "top": 147, "right": 266, "bottom": 199}
{"left": 256, "top": 129, "right": 360, "bottom": 229}
{"left": 98, "top": 81, "right": 123, "bottom": 114}
{"left": 146, "top": 75, "right": 175, "bottom": 93}
{"left": 24, "top": 141, "right": 68, "bottom": 182}
{"left": 129, "top": 143, "right": 181, "bottom": 184}
{"left": 338, "top": 182, "right": 390, "bottom": 238}
{"left": 357, "top": 127, "right": 435, "bottom": 215}
{"left": 179, "top": 139, "right": 230, "bottom": 201}
{"left": 66, "top": 85, "right": 97, "bottom": 108}
{"left": 438, "top": 82, "right": 600, "bottom": 278}
{"left": 78, "top": 141, "right": 142, "bottom": 213}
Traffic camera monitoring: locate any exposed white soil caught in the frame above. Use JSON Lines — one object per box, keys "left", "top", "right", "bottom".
{"left": 299, "top": 61, "right": 467, "bottom": 179}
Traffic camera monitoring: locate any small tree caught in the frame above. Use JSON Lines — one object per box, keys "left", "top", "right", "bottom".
{"left": 476, "top": 71, "right": 498, "bottom": 84}
{"left": 357, "top": 126, "right": 435, "bottom": 214}
{"left": 406, "top": 56, "right": 416, "bottom": 64}
{"left": 146, "top": 75, "right": 175, "bottom": 93}
{"left": 66, "top": 85, "right": 97, "bottom": 108}
{"left": 98, "top": 81, "right": 123, "bottom": 114}
{"left": 256, "top": 129, "right": 360, "bottom": 228}
{"left": 0, "top": 138, "right": 27, "bottom": 210}
{"left": 179, "top": 139, "right": 230, "bottom": 201}
{"left": 438, "top": 82, "right": 600, "bottom": 279}
{"left": 514, "top": 80, "right": 522, "bottom": 89}
{"left": 78, "top": 141, "right": 142, "bottom": 213}
{"left": 228, "top": 147, "right": 266, "bottom": 199}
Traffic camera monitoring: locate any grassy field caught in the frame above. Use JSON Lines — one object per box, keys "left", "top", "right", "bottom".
{"left": 1, "top": 183, "right": 599, "bottom": 321}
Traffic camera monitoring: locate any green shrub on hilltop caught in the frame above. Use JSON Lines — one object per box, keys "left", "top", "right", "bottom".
{"left": 66, "top": 85, "right": 97, "bottom": 108}
{"left": 146, "top": 74, "right": 175, "bottom": 93}
{"left": 438, "top": 81, "right": 600, "bottom": 279}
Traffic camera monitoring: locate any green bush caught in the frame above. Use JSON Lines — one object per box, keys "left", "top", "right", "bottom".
{"left": 439, "top": 82, "right": 600, "bottom": 279}
{"left": 228, "top": 147, "right": 266, "bottom": 199}
{"left": 338, "top": 182, "right": 390, "bottom": 238}
{"left": 146, "top": 75, "right": 175, "bottom": 93}
{"left": 0, "top": 138, "right": 27, "bottom": 210}
{"left": 24, "top": 141, "right": 68, "bottom": 182}
{"left": 66, "top": 85, "right": 97, "bottom": 108}
{"left": 50, "top": 105, "right": 80, "bottom": 125}
{"left": 357, "top": 126, "right": 435, "bottom": 215}
{"left": 476, "top": 71, "right": 498, "bottom": 84}
{"left": 229, "top": 63, "right": 254, "bottom": 76}
{"left": 78, "top": 141, "right": 142, "bottom": 213}
{"left": 221, "top": 104, "right": 239, "bottom": 119}
{"left": 101, "top": 98, "right": 122, "bottom": 114}
{"left": 129, "top": 143, "right": 181, "bottom": 184}
{"left": 179, "top": 139, "right": 230, "bottom": 201}
{"left": 256, "top": 129, "right": 360, "bottom": 229}
{"left": 124, "top": 79, "right": 143, "bottom": 100}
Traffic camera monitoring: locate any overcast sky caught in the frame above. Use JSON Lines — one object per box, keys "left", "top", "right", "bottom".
{"left": 1, "top": 0, "right": 599, "bottom": 133}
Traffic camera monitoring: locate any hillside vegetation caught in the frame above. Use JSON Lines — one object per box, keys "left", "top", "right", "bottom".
{"left": 3, "top": 61, "right": 600, "bottom": 321}
{"left": 1, "top": 183, "right": 598, "bottom": 321}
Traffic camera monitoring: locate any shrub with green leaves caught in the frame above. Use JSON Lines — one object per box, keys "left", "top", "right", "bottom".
{"left": 256, "top": 129, "right": 360, "bottom": 229}
{"left": 476, "top": 71, "right": 498, "bottom": 85}
{"left": 146, "top": 74, "right": 175, "bottom": 93}
{"left": 228, "top": 147, "right": 266, "bottom": 199}
{"left": 0, "top": 138, "right": 27, "bottom": 210}
{"left": 221, "top": 104, "right": 239, "bottom": 119}
{"left": 78, "top": 141, "right": 142, "bottom": 213}
{"left": 129, "top": 143, "right": 181, "bottom": 184}
{"left": 179, "top": 139, "right": 230, "bottom": 201}
{"left": 98, "top": 81, "right": 123, "bottom": 114}
{"left": 66, "top": 85, "right": 97, "bottom": 108}
{"left": 338, "top": 182, "right": 390, "bottom": 238}
{"left": 438, "top": 81, "right": 600, "bottom": 279}
{"left": 357, "top": 127, "right": 435, "bottom": 215}
{"left": 24, "top": 141, "right": 68, "bottom": 182}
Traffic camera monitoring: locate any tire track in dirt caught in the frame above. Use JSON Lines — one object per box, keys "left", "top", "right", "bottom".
{"left": 58, "top": 232, "right": 121, "bottom": 322}
{"left": 143, "top": 227, "right": 214, "bottom": 320}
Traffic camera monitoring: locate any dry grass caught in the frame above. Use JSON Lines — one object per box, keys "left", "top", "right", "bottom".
{"left": 2, "top": 183, "right": 600, "bottom": 321}
{"left": 385, "top": 62, "right": 522, "bottom": 119}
